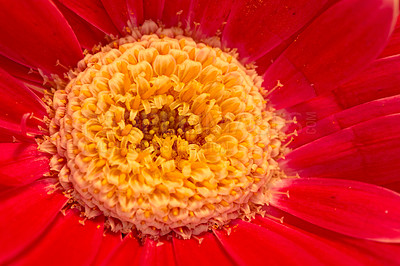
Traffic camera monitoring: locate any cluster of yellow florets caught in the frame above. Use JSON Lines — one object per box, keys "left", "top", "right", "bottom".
{"left": 40, "top": 22, "right": 288, "bottom": 238}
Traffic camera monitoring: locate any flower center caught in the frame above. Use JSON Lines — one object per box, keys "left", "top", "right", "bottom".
{"left": 41, "top": 24, "right": 288, "bottom": 238}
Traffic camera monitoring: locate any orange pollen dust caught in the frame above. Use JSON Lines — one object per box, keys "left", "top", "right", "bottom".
{"left": 39, "top": 21, "right": 289, "bottom": 239}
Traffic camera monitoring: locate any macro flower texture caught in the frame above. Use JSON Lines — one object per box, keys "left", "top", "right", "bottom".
{"left": 1, "top": 0, "right": 400, "bottom": 264}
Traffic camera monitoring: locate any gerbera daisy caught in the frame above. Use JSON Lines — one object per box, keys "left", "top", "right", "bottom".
{"left": 0, "top": 0, "right": 400, "bottom": 265}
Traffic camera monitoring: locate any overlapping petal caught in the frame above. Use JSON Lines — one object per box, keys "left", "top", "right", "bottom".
{"left": 91, "top": 233, "right": 122, "bottom": 265}
{"left": 0, "top": 179, "right": 67, "bottom": 263}
{"left": 102, "top": 233, "right": 142, "bottom": 265}
{"left": 263, "top": 0, "right": 398, "bottom": 109}
{"left": 0, "top": 0, "right": 83, "bottom": 75}
{"left": 0, "top": 68, "right": 45, "bottom": 142}
{"left": 270, "top": 178, "right": 400, "bottom": 242}
{"left": 53, "top": 0, "right": 107, "bottom": 49}
{"left": 57, "top": 0, "right": 119, "bottom": 35}
{"left": 0, "top": 143, "right": 49, "bottom": 187}
{"left": 101, "top": 0, "right": 130, "bottom": 33}
{"left": 173, "top": 234, "right": 234, "bottom": 265}
{"left": 222, "top": 0, "right": 329, "bottom": 62}
{"left": 283, "top": 114, "right": 400, "bottom": 187}
{"left": 213, "top": 220, "right": 322, "bottom": 265}
{"left": 12, "top": 210, "right": 104, "bottom": 265}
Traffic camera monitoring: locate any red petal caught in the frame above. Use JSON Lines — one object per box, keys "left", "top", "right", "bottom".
{"left": 264, "top": 0, "right": 397, "bottom": 109}
{"left": 103, "top": 233, "right": 142, "bottom": 265}
{"left": 251, "top": 216, "right": 362, "bottom": 264}
{"left": 0, "top": 55, "right": 43, "bottom": 84}
{"left": 0, "top": 120, "right": 41, "bottom": 143}
{"left": 270, "top": 178, "right": 400, "bottom": 242}
{"left": 283, "top": 114, "right": 400, "bottom": 187}
{"left": 101, "top": 0, "right": 129, "bottom": 32}
{"left": 162, "top": 0, "right": 192, "bottom": 28}
{"left": 189, "top": 0, "right": 233, "bottom": 38}
{"left": 286, "top": 54, "right": 400, "bottom": 129}
{"left": 126, "top": 0, "right": 144, "bottom": 26}
{"left": 0, "top": 69, "right": 45, "bottom": 142}
{"left": 262, "top": 205, "right": 400, "bottom": 264}
{"left": 0, "top": 0, "right": 83, "bottom": 75}
{"left": 222, "top": 0, "right": 328, "bottom": 62}
{"left": 173, "top": 233, "right": 234, "bottom": 265}
{"left": 143, "top": 0, "right": 165, "bottom": 21}
{"left": 91, "top": 232, "right": 122, "bottom": 265}
{"left": 0, "top": 179, "right": 67, "bottom": 263}
{"left": 380, "top": 16, "right": 400, "bottom": 58}
{"left": 54, "top": 0, "right": 107, "bottom": 49}
{"left": 0, "top": 68, "right": 46, "bottom": 125}
{"left": 334, "top": 55, "right": 400, "bottom": 108}
{"left": 12, "top": 210, "right": 104, "bottom": 265}
{"left": 136, "top": 238, "right": 175, "bottom": 266}
{"left": 0, "top": 143, "right": 49, "bottom": 187}
{"left": 292, "top": 95, "right": 400, "bottom": 149}
{"left": 213, "top": 220, "right": 321, "bottom": 265}
{"left": 58, "top": 0, "right": 119, "bottom": 35}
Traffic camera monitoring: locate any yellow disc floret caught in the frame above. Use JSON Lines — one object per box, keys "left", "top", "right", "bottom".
{"left": 41, "top": 22, "right": 288, "bottom": 238}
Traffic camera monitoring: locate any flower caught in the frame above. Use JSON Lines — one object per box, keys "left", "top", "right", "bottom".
{"left": 0, "top": 0, "right": 400, "bottom": 265}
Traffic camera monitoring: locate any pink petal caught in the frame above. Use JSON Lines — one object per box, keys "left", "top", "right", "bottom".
{"left": 270, "top": 178, "right": 400, "bottom": 242}
{"left": 283, "top": 114, "right": 400, "bottom": 187}
{"left": 126, "top": 0, "right": 144, "bottom": 26}
{"left": 189, "top": 0, "right": 233, "bottom": 38}
{"left": 222, "top": 0, "right": 328, "bottom": 63}
{"left": 101, "top": 0, "right": 130, "bottom": 32}
{"left": 102, "top": 233, "right": 142, "bottom": 265}
{"left": 292, "top": 95, "right": 400, "bottom": 149}
{"left": 0, "top": 179, "right": 68, "bottom": 263}
{"left": 143, "top": 0, "right": 165, "bottom": 21}
{"left": 54, "top": 0, "right": 107, "bottom": 49}
{"left": 12, "top": 210, "right": 104, "bottom": 265}
{"left": 173, "top": 233, "right": 234, "bottom": 265}
{"left": 264, "top": 0, "right": 397, "bottom": 109}
{"left": 213, "top": 220, "right": 321, "bottom": 265}
{"left": 251, "top": 216, "right": 362, "bottom": 264}
{"left": 91, "top": 232, "right": 122, "bottom": 265}
{"left": 0, "top": 143, "right": 49, "bottom": 187}
{"left": 0, "top": 0, "right": 83, "bottom": 75}
{"left": 162, "top": 0, "right": 192, "bottom": 28}
{"left": 380, "top": 16, "right": 400, "bottom": 58}
{"left": 58, "top": 0, "right": 119, "bottom": 35}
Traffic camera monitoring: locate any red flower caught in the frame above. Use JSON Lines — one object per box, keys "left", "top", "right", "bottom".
{"left": 0, "top": 0, "right": 400, "bottom": 265}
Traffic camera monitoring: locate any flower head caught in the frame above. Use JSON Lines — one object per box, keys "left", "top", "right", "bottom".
{"left": 0, "top": 0, "right": 400, "bottom": 264}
